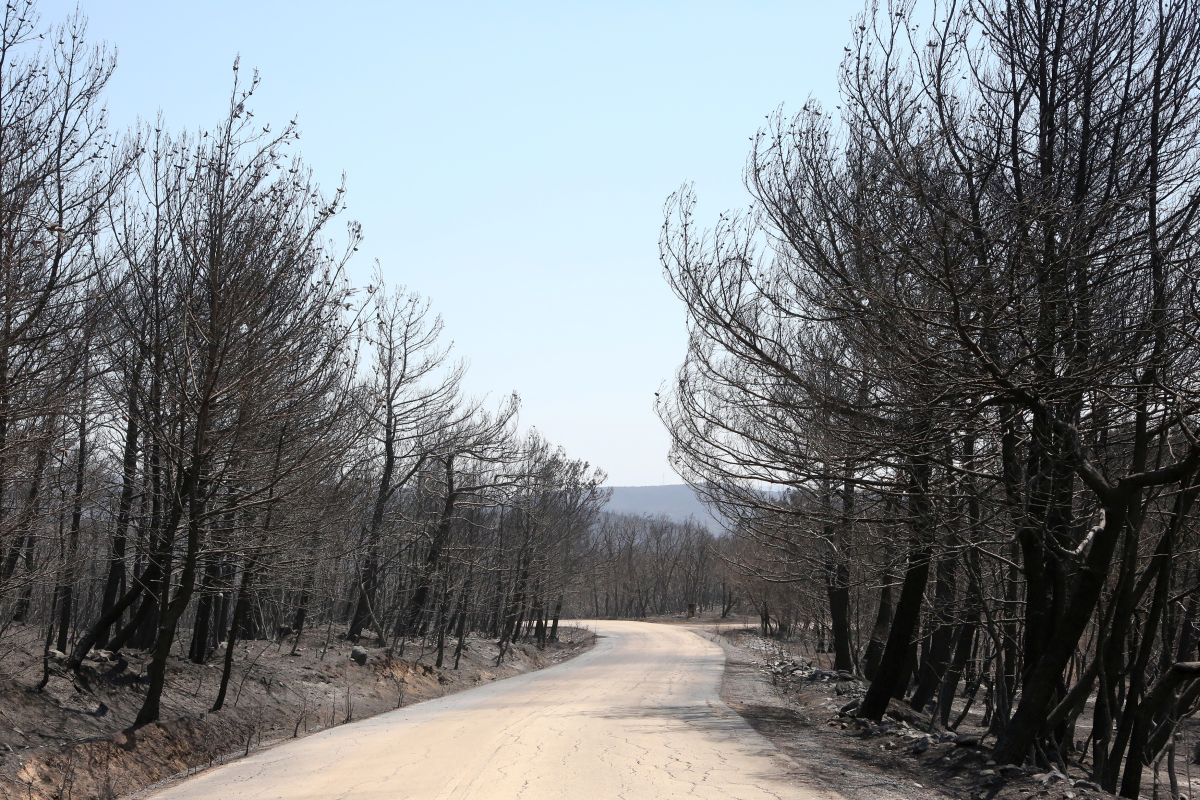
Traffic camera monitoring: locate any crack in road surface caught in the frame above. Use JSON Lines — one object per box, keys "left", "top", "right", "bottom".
{"left": 144, "top": 621, "right": 842, "bottom": 800}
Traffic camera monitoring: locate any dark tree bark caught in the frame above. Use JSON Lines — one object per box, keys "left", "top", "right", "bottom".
{"left": 211, "top": 561, "right": 254, "bottom": 713}
{"left": 863, "top": 572, "right": 894, "bottom": 681}
{"left": 910, "top": 553, "right": 956, "bottom": 712}
{"left": 97, "top": 366, "right": 140, "bottom": 647}
{"left": 860, "top": 456, "right": 933, "bottom": 722}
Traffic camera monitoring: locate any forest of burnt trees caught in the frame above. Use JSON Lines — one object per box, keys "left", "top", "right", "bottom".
{"left": 659, "top": 0, "right": 1200, "bottom": 796}
{"left": 0, "top": 0, "right": 623, "bottom": 732}
{"left": 10, "top": 0, "right": 1200, "bottom": 796}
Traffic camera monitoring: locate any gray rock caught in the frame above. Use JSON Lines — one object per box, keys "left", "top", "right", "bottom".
{"left": 1032, "top": 768, "right": 1067, "bottom": 786}
{"left": 349, "top": 646, "right": 368, "bottom": 666}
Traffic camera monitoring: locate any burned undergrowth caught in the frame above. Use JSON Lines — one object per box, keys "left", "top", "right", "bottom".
{"left": 0, "top": 624, "right": 594, "bottom": 800}
{"left": 714, "top": 628, "right": 1181, "bottom": 800}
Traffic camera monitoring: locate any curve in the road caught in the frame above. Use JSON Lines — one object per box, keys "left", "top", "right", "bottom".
{"left": 144, "top": 620, "right": 840, "bottom": 800}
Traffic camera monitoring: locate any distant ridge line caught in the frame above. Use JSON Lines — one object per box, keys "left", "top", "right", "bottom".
{"left": 603, "top": 484, "right": 722, "bottom": 531}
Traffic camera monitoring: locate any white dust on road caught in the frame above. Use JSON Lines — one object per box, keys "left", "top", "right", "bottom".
{"left": 146, "top": 620, "right": 841, "bottom": 800}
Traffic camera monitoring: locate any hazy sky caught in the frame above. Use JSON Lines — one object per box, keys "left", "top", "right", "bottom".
{"left": 49, "top": 1, "right": 855, "bottom": 486}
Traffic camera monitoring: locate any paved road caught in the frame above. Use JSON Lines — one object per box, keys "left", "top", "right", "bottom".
{"left": 147, "top": 620, "right": 839, "bottom": 800}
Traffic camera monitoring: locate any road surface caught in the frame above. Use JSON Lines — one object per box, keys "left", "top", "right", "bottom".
{"left": 147, "top": 620, "right": 840, "bottom": 800}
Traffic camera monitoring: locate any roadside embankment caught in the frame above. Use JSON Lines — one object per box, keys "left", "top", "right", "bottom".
{"left": 0, "top": 624, "right": 594, "bottom": 800}
{"left": 709, "top": 626, "right": 1128, "bottom": 800}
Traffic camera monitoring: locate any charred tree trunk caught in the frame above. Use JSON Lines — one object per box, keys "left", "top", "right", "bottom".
{"left": 863, "top": 572, "right": 894, "bottom": 681}
{"left": 97, "top": 368, "right": 140, "bottom": 647}
{"left": 911, "top": 552, "right": 957, "bottom": 712}
{"left": 860, "top": 454, "right": 933, "bottom": 722}
{"left": 403, "top": 455, "right": 458, "bottom": 636}
{"left": 212, "top": 561, "right": 254, "bottom": 712}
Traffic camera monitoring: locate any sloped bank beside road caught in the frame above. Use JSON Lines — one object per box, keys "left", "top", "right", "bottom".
{"left": 0, "top": 625, "right": 594, "bottom": 800}
{"left": 710, "top": 627, "right": 1126, "bottom": 800}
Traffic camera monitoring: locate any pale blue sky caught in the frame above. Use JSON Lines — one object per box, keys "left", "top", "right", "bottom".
{"left": 57, "top": 1, "right": 856, "bottom": 485}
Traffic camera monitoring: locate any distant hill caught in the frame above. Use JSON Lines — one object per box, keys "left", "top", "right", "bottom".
{"left": 603, "top": 484, "right": 724, "bottom": 531}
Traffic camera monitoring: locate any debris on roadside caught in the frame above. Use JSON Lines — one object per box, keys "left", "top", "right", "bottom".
{"left": 723, "top": 628, "right": 1123, "bottom": 800}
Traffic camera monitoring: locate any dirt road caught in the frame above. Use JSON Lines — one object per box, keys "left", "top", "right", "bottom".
{"left": 144, "top": 620, "right": 839, "bottom": 800}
